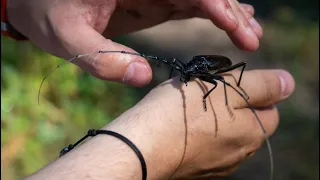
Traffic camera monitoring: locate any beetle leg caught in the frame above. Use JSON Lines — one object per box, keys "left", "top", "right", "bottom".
{"left": 215, "top": 62, "right": 249, "bottom": 100}
{"left": 214, "top": 75, "right": 235, "bottom": 120}
{"left": 156, "top": 60, "right": 161, "bottom": 67}
{"left": 216, "top": 61, "right": 246, "bottom": 86}
{"left": 227, "top": 74, "right": 250, "bottom": 100}
{"left": 169, "top": 67, "right": 174, "bottom": 79}
{"left": 199, "top": 76, "right": 218, "bottom": 112}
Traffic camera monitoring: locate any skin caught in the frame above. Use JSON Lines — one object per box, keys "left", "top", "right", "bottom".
{"left": 25, "top": 69, "right": 295, "bottom": 180}
{"left": 7, "top": 0, "right": 263, "bottom": 87}
{"left": 5, "top": 0, "right": 296, "bottom": 179}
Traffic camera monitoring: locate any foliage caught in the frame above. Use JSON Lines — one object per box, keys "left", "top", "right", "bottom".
{"left": 1, "top": 37, "right": 139, "bottom": 180}
{"left": 1, "top": 3, "right": 319, "bottom": 180}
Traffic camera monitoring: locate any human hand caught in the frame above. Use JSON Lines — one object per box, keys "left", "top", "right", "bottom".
{"left": 25, "top": 69, "right": 295, "bottom": 180}
{"left": 104, "top": 69, "right": 295, "bottom": 179}
{"left": 7, "top": 0, "right": 262, "bottom": 87}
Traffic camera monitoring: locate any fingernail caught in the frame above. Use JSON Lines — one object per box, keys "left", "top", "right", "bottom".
{"left": 226, "top": 8, "right": 238, "bottom": 25}
{"left": 278, "top": 75, "right": 287, "bottom": 96}
{"left": 244, "top": 6, "right": 254, "bottom": 14}
{"left": 276, "top": 70, "right": 295, "bottom": 97}
{"left": 123, "top": 62, "right": 151, "bottom": 86}
{"left": 246, "top": 27, "right": 259, "bottom": 43}
{"left": 249, "top": 18, "right": 262, "bottom": 32}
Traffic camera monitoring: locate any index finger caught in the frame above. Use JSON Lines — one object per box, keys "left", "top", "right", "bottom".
{"left": 227, "top": 69, "right": 295, "bottom": 108}
{"left": 195, "top": 0, "right": 239, "bottom": 31}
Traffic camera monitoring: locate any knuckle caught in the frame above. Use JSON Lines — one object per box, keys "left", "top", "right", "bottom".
{"left": 86, "top": 56, "right": 104, "bottom": 75}
{"left": 260, "top": 71, "right": 281, "bottom": 105}
{"left": 246, "top": 128, "right": 264, "bottom": 152}
{"left": 82, "top": 56, "right": 114, "bottom": 81}
{"left": 250, "top": 138, "right": 264, "bottom": 152}
{"left": 247, "top": 113, "right": 267, "bottom": 143}
{"left": 263, "top": 81, "right": 274, "bottom": 104}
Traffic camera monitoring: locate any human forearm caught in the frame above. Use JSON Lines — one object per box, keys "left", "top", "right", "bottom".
{"left": 25, "top": 93, "right": 184, "bottom": 180}
{"left": 25, "top": 70, "right": 294, "bottom": 180}
{"left": 25, "top": 77, "right": 210, "bottom": 180}
{"left": 25, "top": 132, "right": 147, "bottom": 180}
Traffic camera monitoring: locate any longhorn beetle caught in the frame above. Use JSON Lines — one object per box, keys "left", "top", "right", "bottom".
{"left": 38, "top": 50, "right": 273, "bottom": 180}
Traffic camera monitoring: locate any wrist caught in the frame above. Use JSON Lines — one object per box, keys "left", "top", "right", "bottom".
{"left": 26, "top": 130, "right": 148, "bottom": 180}
{"left": 103, "top": 101, "right": 186, "bottom": 180}
{"left": 27, "top": 78, "right": 209, "bottom": 180}
{"left": 103, "top": 77, "right": 212, "bottom": 179}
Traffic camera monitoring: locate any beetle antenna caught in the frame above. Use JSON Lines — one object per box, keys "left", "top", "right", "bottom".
{"left": 37, "top": 51, "right": 103, "bottom": 105}
{"left": 37, "top": 50, "right": 185, "bottom": 105}
{"left": 221, "top": 81, "right": 274, "bottom": 180}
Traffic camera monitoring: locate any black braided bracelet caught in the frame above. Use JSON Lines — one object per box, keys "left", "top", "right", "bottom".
{"left": 59, "top": 129, "right": 147, "bottom": 180}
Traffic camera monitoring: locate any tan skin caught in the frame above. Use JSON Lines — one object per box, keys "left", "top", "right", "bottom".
{"left": 8, "top": 0, "right": 262, "bottom": 87}
{"left": 26, "top": 69, "right": 295, "bottom": 180}
{"left": 6, "top": 0, "right": 295, "bottom": 179}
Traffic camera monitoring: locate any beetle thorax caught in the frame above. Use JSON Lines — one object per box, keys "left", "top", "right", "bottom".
{"left": 185, "top": 59, "right": 216, "bottom": 75}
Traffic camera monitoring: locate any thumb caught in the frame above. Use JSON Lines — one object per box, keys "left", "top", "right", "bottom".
{"left": 60, "top": 24, "right": 152, "bottom": 87}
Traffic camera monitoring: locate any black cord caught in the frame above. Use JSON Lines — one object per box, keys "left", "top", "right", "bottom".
{"left": 59, "top": 129, "right": 147, "bottom": 180}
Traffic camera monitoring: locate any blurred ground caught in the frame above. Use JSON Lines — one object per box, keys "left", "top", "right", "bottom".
{"left": 1, "top": 2, "right": 319, "bottom": 180}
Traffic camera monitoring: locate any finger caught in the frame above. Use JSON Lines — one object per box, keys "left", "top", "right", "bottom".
{"left": 240, "top": 3, "right": 254, "bottom": 16}
{"left": 226, "top": 0, "right": 259, "bottom": 51}
{"left": 58, "top": 24, "right": 152, "bottom": 87}
{"left": 168, "top": 8, "right": 208, "bottom": 20}
{"left": 239, "top": 4, "right": 263, "bottom": 39}
{"left": 236, "top": 105, "right": 279, "bottom": 147}
{"left": 169, "top": 2, "right": 250, "bottom": 21}
{"left": 239, "top": 5, "right": 263, "bottom": 39}
{"left": 195, "top": 0, "right": 239, "bottom": 31}
{"left": 220, "top": 105, "right": 278, "bottom": 151}
{"left": 227, "top": 69, "right": 295, "bottom": 108}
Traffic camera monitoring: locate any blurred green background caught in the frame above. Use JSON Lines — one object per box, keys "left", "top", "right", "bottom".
{"left": 1, "top": 1, "right": 319, "bottom": 180}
